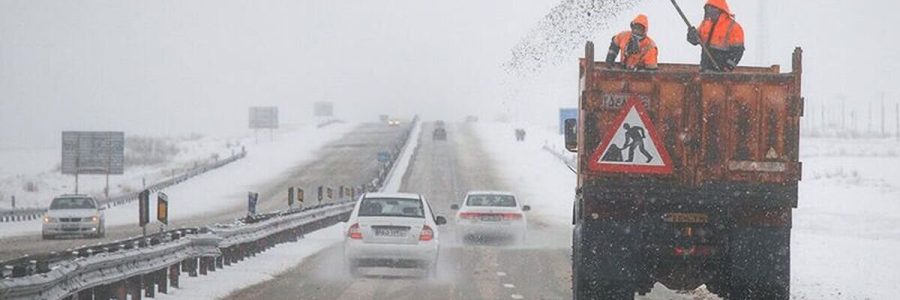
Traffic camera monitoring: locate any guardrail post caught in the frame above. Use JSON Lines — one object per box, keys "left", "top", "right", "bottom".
{"left": 199, "top": 257, "right": 208, "bottom": 275}
{"left": 207, "top": 256, "right": 216, "bottom": 272}
{"left": 128, "top": 275, "right": 142, "bottom": 300}
{"left": 223, "top": 248, "right": 232, "bottom": 266}
{"left": 143, "top": 273, "right": 156, "bottom": 298}
{"left": 77, "top": 289, "right": 93, "bottom": 300}
{"left": 191, "top": 257, "right": 200, "bottom": 277}
{"left": 113, "top": 278, "right": 128, "bottom": 300}
{"left": 157, "top": 268, "right": 168, "bottom": 294}
{"left": 95, "top": 284, "right": 112, "bottom": 300}
{"left": 169, "top": 263, "right": 180, "bottom": 288}
{"left": 216, "top": 255, "right": 224, "bottom": 269}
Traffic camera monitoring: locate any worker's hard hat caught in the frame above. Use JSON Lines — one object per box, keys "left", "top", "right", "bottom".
{"left": 705, "top": 0, "right": 731, "bottom": 15}
{"left": 631, "top": 14, "right": 649, "bottom": 32}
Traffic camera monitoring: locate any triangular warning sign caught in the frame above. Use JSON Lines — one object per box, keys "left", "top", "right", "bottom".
{"left": 588, "top": 97, "right": 673, "bottom": 174}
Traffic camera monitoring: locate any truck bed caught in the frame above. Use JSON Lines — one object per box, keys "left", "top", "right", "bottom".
{"left": 577, "top": 43, "right": 803, "bottom": 199}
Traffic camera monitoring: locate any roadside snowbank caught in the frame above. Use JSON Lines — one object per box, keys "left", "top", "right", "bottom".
{"left": 156, "top": 224, "right": 344, "bottom": 300}
{"left": 473, "top": 122, "right": 575, "bottom": 227}
{"left": 382, "top": 120, "right": 421, "bottom": 193}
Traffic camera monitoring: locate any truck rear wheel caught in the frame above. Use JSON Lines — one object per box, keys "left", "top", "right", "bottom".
{"left": 722, "top": 224, "right": 791, "bottom": 300}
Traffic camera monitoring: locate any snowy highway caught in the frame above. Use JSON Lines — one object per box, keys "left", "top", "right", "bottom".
{"left": 225, "top": 122, "right": 574, "bottom": 300}
{"left": 2, "top": 121, "right": 898, "bottom": 299}
{"left": 0, "top": 123, "right": 409, "bottom": 262}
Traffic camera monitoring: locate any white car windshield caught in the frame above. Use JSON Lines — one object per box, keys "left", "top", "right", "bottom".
{"left": 50, "top": 198, "right": 96, "bottom": 210}
{"left": 466, "top": 195, "right": 516, "bottom": 207}
{"left": 358, "top": 198, "right": 424, "bottom": 218}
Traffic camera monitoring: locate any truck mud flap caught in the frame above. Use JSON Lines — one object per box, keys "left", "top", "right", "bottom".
{"left": 574, "top": 220, "right": 642, "bottom": 282}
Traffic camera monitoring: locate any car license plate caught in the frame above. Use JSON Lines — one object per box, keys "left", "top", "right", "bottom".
{"left": 62, "top": 224, "right": 79, "bottom": 230}
{"left": 662, "top": 213, "right": 709, "bottom": 224}
{"left": 480, "top": 215, "right": 501, "bottom": 222}
{"left": 375, "top": 228, "right": 407, "bottom": 237}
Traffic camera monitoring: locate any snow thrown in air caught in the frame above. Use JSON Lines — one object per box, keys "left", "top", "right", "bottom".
{"left": 503, "top": 0, "right": 642, "bottom": 77}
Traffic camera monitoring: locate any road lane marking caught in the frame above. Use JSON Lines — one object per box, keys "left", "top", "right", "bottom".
{"left": 496, "top": 271, "right": 507, "bottom": 277}
{"left": 511, "top": 294, "right": 524, "bottom": 299}
{"left": 503, "top": 283, "right": 515, "bottom": 288}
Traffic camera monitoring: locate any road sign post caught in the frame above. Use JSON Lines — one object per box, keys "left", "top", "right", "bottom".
{"left": 297, "top": 188, "right": 304, "bottom": 208}
{"left": 157, "top": 192, "right": 169, "bottom": 231}
{"left": 139, "top": 190, "right": 150, "bottom": 237}
{"left": 247, "top": 192, "right": 259, "bottom": 216}
{"left": 317, "top": 186, "right": 323, "bottom": 203}
{"left": 288, "top": 187, "right": 295, "bottom": 208}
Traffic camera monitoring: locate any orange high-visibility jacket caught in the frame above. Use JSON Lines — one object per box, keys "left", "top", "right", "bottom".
{"left": 606, "top": 15, "right": 658, "bottom": 70}
{"left": 697, "top": 0, "right": 745, "bottom": 71}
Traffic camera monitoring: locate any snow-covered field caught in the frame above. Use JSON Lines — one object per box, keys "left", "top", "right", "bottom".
{"left": 0, "top": 123, "right": 353, "bottom": 238}
{"left": 475, "top": 121, "right": 900, "bottom": 300}
{"left": 0, "top": 133, "right": 244, "bottom": 210}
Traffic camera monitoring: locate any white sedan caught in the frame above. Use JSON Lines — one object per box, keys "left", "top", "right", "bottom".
{"left": 42, "top": 194, "right": 106, "bottom": 239}
{"left": 344, "top": 192, "right": 446, "bottom": 277}
{"left": 451, "top": 191, "right": 530, "bottom": 243}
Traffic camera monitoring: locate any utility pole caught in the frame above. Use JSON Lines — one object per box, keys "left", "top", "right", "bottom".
{"left": 881, "top": 93, "right": 886, "bottom": 137}
{"left": 821, "top": 104, "right": 826, "bottom": 131}
{"left": 841, "top": 96, "right": 846, "bottom": 132}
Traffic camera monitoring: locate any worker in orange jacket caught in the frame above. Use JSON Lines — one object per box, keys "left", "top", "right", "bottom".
{"left": 686, "top": 0, "right": 745, "bottom": 72}
{"left": 605, "top": 14, "right": 658, "bottom": 71}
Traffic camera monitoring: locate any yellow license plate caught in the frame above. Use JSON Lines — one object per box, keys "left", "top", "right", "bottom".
{"left": 662, "top": 213, "right": 709, "bottom": 224}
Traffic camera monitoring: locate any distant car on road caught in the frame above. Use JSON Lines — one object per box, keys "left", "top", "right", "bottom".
{"left": 452, "top": 191, "right": 529, "bottom": 243}
{"left": 388, "top": 119, "right": 401, "bottom": 127}
{"left": 344, "top": 192, "right": 446, "bottom": 277}
{"left": 42, "top": 195, "right": 106, "bottom": 239}
{"left": 433, "top": 127, "right": 447, "bottom": 141}
{"left": 434, "top": 120, "right": 445, "bottom": 128}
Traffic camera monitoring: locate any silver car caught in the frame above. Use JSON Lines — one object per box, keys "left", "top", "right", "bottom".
{"left": 42, "top": 195, "right": 106, "bottom": 239}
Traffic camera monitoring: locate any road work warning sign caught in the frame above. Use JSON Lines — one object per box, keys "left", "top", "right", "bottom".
{"left": 588, "top": 96, "right": 673, "bottom": 174}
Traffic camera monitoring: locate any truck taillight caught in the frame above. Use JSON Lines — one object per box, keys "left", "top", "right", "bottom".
{"left": 419, "top": 225, "right": 434, "bottom": 241}
{"left": 348, "top": 223, "right": 362, "bottom": 239}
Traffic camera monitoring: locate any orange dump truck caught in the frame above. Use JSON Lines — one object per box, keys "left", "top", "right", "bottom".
{"left": 564, "top": 42, "right": 803, "bottom": 299}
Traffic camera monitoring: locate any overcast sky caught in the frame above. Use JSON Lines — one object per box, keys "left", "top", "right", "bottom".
{"left": 2, "top": 0, "right": 898, "bottom": 149}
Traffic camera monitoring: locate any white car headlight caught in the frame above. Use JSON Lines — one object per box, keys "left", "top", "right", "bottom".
{"left": 43, "top": 216, "right": 54, "bottom": 224}
{"left": 91, "top": 216, "right": 100, "bottom": 224}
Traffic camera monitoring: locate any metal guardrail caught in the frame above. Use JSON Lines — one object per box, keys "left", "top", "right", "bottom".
{"left": 0, "top": 121, "right": 416, "bottom": 300}
{"left": 542, "top": 144, "right": 577, "bottom": 171}
{"left": 0, "top": 150, "right": 247, "bottom": 223}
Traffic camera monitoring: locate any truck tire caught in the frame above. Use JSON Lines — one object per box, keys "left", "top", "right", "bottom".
{"left": 724, "top": 225, "right": 791, "bottom": 300}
